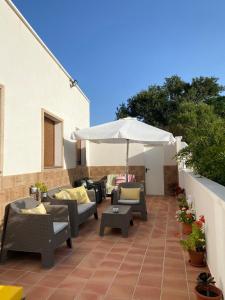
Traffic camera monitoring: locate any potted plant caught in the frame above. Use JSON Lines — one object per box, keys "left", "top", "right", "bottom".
{"left": 195, "top": 272, "right": 222, "bottom": 299}
{"left": 181, "top": 216, "right": 206, "bottom": 267}
{"left": 35, "top": 182, "right": 48, "bottom": 199}
{"left": 176, "top": 208, "right": 196, "bottom": 234}
{"left": 177, "top": 193, "right": 189, "bottom": 209}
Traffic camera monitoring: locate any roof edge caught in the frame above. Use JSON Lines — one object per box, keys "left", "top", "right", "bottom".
{"left": 5, "top": 0, "right": 90, "bottom": 103}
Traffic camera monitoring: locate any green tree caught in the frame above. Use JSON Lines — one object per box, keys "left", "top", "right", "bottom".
{"left": 116, "top": 75, "right": 225, "bottom": 134}
{"left": 177, "top": 113, "right": 225, "bottom": 186}
{"left": 169, "top": 101, "right": 218, "bottom": 142}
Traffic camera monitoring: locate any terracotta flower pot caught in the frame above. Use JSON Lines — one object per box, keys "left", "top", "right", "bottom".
{"left": 182, "top": 223, "right": 192, "bottom": 235}
{"left": 188, "top": 250, "right": 206, "bottom": 267}
{"left": 195, "top": 284, "right": 222, "bottom": 299}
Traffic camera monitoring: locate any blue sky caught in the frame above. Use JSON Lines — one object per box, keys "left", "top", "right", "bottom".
{"left": 13, "top": 0, "right": 225, "bottom": 125}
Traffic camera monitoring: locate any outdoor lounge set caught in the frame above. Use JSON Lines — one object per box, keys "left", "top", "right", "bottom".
{"left": 0, "top": 179, "right": 147, "bottom": 268}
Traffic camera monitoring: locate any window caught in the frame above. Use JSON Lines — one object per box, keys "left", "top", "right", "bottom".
{"left": 42, "top": 110, "right": 63, "bottom": 169}
{"left": 0, "top": 85, "right": 4, "bottom": 175}
{"left": 76, "top": 140, "right": 81, "bottom": 165}
{"left": 76, "top": 140, "right": 86, "bottom": 166}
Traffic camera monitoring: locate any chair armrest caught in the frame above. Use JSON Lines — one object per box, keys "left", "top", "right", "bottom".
{"left": 139, "top": 190, "right": 145, "bottom": 204}
{"left": 44, "top": 204, "right": 69, "bottom": 222}
{"left": 112, "top": 189, "right": 119, "bottom": 205}
{"left": 87, "top": 189, "right": 96, "bottom": 203}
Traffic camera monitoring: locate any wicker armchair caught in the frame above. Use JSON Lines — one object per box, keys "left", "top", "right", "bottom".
{"left": 45, "top": 185, "right": 98, "bottom": 237}
{"left": 112, "top": 182, "right": 147, "bottom": 220}
{"left": 0, "top": 198, "right": 71, "bottom": 268}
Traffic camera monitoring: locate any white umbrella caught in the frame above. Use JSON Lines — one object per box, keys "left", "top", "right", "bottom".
{"left": 72, "top": 117, "right": 175, "bottom": 181}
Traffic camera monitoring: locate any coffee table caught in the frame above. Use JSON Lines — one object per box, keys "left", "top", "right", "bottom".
{"left": 99, "top": 205, "right": 133, "bottom": 237}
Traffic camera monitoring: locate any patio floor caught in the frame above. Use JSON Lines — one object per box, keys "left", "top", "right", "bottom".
{"left": 0, "top": 196, "right": 208, "bottom": 300}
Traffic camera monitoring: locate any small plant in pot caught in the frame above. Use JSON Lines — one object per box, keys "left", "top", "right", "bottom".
{"left": 175, "top": 186, "right": 185, "bottom": 197}
{"left": 176, "top": 207, "right": 196, "bottom": 234}
{"left": 195, "top": 272, "right": 223, "bottom": 299}
{"left": 35, "top": 182, "right": 48, "bottom": 200}
{"left": 181, "top": 216, "right": 206, "bottom": 267}
{"left": 177, "top": 193, "right": 189, "bottom": 209}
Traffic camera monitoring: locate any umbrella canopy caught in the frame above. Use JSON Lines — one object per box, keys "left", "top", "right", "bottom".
{"left": 72, "top": 117, "right": 174, "bottom": 143}
{"left": 72, "top": 118, "right": 175, "bottom": 180}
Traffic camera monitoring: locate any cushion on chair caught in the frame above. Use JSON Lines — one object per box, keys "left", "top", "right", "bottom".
{"left": 64, "top": 186, "right": 90, "bottom": 204}
{"left": 55, "top": 190, "right": 72, "bottom": 200}
{"left": 53, "top": 222, "right": 68, "bottom": 234}
{"left": 118, "top": 199, "right": 140, "bottom": 204}
{"left": 20, "top": 203, "right": 47, "bottom": 215}
{"left": 77, "top": 202, "right": 95, "bottom": 214}
{"left": 0, "top": 285, "right": 23, "bottom": 300}
{"left": 115, "top": 175, "right": 126, "bottom": 185}
{"left": 120, "top": 187, "right": 140, "bottom": 200}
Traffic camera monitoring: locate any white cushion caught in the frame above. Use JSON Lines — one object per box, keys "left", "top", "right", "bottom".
{"left": 118, "top": 199, "right": 140, "bottom": 204}
{"left": 78, "top": 202, "right": 95, "bottom": 214}
{"left": 53, "top": 222, "right": 68, "bottom": 234}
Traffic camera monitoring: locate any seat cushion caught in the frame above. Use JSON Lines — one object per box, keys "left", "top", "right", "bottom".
{"left": 78, "top": 202, "right": 95, "bottom": 215}
{"left": 120, "top": 187, "right": 140, "bottom": 200}
{"left": 53, "top": 222, "right": 68, "bottom": 234}
{"left": 118, "top": 199, "right": 140, "bottom": 204}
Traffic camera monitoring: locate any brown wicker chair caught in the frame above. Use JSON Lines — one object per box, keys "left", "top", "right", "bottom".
{"left": 45, "top": 185, "right": 98, "bottom": 237}
{"left": 0, "top": 198, "right": 71, "bottom": 268}
{"left": 112, "top": 182, "right": 147, "bottom": 220}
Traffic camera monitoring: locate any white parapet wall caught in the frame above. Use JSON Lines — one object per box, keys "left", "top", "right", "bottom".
{"left": 179, "top": 169, "right": 225, "bottom": 293}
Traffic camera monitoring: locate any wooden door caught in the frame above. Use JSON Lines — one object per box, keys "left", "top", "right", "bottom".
{"left": 44, "top": 117, "right": 55, "bottom": 167}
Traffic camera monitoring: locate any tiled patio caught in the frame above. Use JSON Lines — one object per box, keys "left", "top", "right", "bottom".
{"left": 0, "top": 196, "right": 208, "bottom": 300}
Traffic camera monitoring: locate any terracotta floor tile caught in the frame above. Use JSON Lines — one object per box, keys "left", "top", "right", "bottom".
{"left": 119, "top": 262, "right": 141, "bottom": 273}
{"left": 59, "top": 276, "right": 86, "bottom": 291}
{"left": 161, "top": 289, "right": 189, "bottom": 300}
{"left": 113, "top": 271, "right": 139, "bottom": 285}
{"left": 99, "top": 260, "right": 121, "bottom": 270}
{"left": 124, "top": 254, "right": 144, "bottom": 263}
{"left": 141, "top": 263, "right": 163, "bottom": 275}
{"left": 138, "top": 274, "right": 162, "bottom": 288}
{"left": 0, "top": 269, "right": 27, "bottom": 282}
{"left": 78, "top": 292, "right": 103, "bottom": 300}
{"left": 70, "top": 267, "right": 94, "bottom": 279}
{"left": 107, "top": 283, "right": 134, "bottom": 299}
{"left": 48, "top": 288, "right": 78, "bottom": 300}
{"left": 134, "top": 285, "right": 161, "bottom": 300}
{"left": 105, "top": 253, "right": 124, "bottom": 261}
{"left": 163, "top": 276, "right": 188, "bottom": 292}
{"left": 26, "top": 286, "right": 55, "bottom": 300}
{"left": 93, "top": 269, "right": 116, "bottom": 281}
{"left": 49, "top": 264, "right": 76, "bottom": 275}
{"left": 15, "top": 271, "right": 45, "bottom": 285}
{"left": 84, "top": 279, "right": 109, "bottom": 295}
{"left": 37, "top": 274, "right": 66, "bottom": 288}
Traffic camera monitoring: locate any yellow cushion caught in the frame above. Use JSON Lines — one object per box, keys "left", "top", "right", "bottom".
{"left": 120, "top": 187, "right": 140, "bottom": 200}
{"left": 55, "top": 190, "right": 72, "bottom": 200}
{"left": 64, "top": 186, "right": 90, "bottom": 204}
{"left": 0, "top": 286, "right": 23, "bottom": 300}
{"left": 20, "top": 203, "right": 47, "bottom": 214}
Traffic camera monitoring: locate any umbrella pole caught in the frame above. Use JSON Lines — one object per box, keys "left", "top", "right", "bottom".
{"left": 125, "top": 139, "right": 129, "bottom": 182}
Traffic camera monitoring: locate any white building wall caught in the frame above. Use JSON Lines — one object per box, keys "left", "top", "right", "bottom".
{"left": 88, "top": 141, "right": 177, "bottom": 166}
{"left": 88, "top": 142, "right": 144, "bottom": 166}
{"left": 0, "top": 0, "right": 90, "bottom": 176}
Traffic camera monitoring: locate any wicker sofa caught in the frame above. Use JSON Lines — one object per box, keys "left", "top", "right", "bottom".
{"left": 45, "top": 185, "right": 98, "bottom": 237}
{"left": 0, "top": 198, "right": 71, "bottom": 268}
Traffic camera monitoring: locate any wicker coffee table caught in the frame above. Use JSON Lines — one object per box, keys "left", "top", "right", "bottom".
{"left": 99, "top": 205, "right": 133, "bottom": 237}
